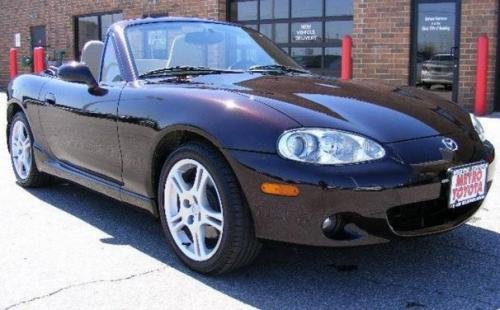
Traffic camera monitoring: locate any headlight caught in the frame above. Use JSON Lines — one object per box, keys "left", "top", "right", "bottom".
{"left": 470, "top": 113, "right": 486, "bottom": 142}
{"left": 277, "top": 128, "right": 386, "bottom": 165}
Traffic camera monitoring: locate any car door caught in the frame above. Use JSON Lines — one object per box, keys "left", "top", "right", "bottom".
{"left": 38, "top": 35, "right": 124, "bottom": 184}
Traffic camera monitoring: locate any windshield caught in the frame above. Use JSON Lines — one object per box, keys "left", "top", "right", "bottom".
{"left": 125, "top": 21, "right": 304, "bottom": 77}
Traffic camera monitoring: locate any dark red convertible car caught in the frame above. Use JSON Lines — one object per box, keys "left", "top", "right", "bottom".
{"left": 6, "top": 17, "right": 495, "bottom": 274}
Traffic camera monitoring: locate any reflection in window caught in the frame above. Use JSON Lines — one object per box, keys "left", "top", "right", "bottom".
{"left": 291, "top": 47, "right": 322, "bottom": 69}
{"left": 260, "top": 0, "right": 289, "bottom": 19}
{"left": 326, "top": 0, "right": 354, "bottom": 16}
{"left": 291, "top": 22, "right": 323, "bottom": 43}
{"left": 325, "top": 21, "right": 353, "bottom": 43}
{"left": 260, "top": 23, "right": 289, "bottom": 43}
{"left": 231, "top": 0, "right": 258, "bottom": 21}
{"left": 291, "top": 0, "right": 322, "bottom": 18}
{"left": 325, "top": 47, "right": 341, "bottom": 76}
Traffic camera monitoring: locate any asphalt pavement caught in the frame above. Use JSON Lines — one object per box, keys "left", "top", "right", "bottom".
{"left": 0, "top": 92, "right": 499, "bottom": 309}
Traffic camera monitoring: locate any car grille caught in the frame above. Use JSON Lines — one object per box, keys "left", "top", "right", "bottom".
{"left": 386, "top": 198, "right": 480, "bottom": 235}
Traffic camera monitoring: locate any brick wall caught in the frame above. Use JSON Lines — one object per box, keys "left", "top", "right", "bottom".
{"left": 0, "top": 0, "right": 226, "bottom": 88}
{"left": 353, "top": 0, "right": 498, "bottom": 112}
{"left": 458, "top": 0, "right": 498, "bottom": 112}
{"left": 0, "top": 0, "right": 498, "bottom": 112}
{"left": 352, "top": 0, "right": 412, "bottom": 85}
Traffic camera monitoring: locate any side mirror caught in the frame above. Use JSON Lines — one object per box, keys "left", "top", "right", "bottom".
{"left": 58, "top": 62, "right": 99, "bottom": 90}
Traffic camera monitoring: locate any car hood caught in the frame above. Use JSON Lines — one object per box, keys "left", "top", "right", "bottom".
{"left": 150, "top": 73, "right": 472, "bottom": 143}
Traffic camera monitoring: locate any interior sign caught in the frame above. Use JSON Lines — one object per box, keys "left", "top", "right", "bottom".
{"left": 422, "top": 16, "right": 451, "bottom": 32}
{"left": 14, "top": 33, "right": 21, "bottom": 47}
{"left": 295, "top": 24, "right": 318, "bottom": 41}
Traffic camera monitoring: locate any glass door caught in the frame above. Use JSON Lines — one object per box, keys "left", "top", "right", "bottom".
{"left": 411, "top": 0, "right": 460, "bottom": 102}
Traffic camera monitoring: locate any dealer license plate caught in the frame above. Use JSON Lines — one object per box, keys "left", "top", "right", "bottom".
{"left": 448, "top": 162, "right": 488, "bottom": 208}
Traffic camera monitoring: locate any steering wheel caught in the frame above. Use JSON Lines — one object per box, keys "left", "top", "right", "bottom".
{"left": 228, "top": 59, "right": 257, "bottom": 70}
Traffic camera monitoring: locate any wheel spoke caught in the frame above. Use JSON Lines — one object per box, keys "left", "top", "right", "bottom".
{"left": 23, "top": 137, "right": 31, "bottom": 148}
{"left": 171, "top": 219, "right": 184, "bottom": 232}
{"left": 193, "top": 165, "right": 209, "bottom": 195}
{"left": 203, "top": 212, "right": 223, "bottom": 232}
{"left": 17, "top": 156, "right": 25, "bottom": 172}
{"left": 22, "top": 154, "right": 31, "bottom": 171}
{"left": 17, "top": 123, "right": 25, "bottom": 141}
{"left": 21, "top": 127, "right": 28, "bottom": 142}
{"left": 191, "top": 227, "right": 206, "bottom": 258}
{"left": 11, "top": 143, "right": 19, "bottom": 154}
{"left": 171, "top": 172, "right": 189, "bottom": 195}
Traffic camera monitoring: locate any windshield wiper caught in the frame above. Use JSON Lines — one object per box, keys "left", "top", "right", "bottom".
{"left": 139, "top": 66, "right": 242, "bottom": 78}
{"left": 248, "top": 64, "right": 309, "bottom": 74}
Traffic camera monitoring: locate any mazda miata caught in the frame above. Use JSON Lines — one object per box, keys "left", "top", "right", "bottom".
{"left": 6, "top": 18, "right": 495, "bottom": 274}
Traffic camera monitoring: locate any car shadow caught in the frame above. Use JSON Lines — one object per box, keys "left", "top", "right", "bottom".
{"left": 26, "top": 182, "right": 500, "bottom": 309}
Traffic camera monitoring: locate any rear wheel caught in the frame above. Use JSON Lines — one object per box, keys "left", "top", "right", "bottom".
{"left": 158, "top": 142, "right": 261, "bottom": 274}
{"left": 9, "top": 112, "right": 52, "bottom": 187}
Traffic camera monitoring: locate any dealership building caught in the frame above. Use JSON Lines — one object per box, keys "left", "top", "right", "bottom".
{"left": 0, "top": 0, "right": 498, "bottom": 112}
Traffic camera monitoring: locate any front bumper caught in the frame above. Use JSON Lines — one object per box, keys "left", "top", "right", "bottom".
{"left": 421, "top": 71, "right": 453, "bottom": 85}
{"left": 225, "top": 135, "right": 495, "bottom": 247}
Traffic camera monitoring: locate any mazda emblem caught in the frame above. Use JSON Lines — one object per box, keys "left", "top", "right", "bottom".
{"left": 442, "top": 138, "right": 459, "bottom": 151}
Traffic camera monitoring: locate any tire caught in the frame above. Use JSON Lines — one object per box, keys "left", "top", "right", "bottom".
{"left": 8, "top": 112, "right": 52, "bottom": 187}
{"left": 422, "top": 82, "right": 431, "bottom": 90}
{"left": 158, "top": 142, "right": 261, "bottom": 274}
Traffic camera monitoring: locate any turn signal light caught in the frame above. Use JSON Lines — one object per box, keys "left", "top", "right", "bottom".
{"left": 261, "top": 183, "right": 300, "bottom": 197}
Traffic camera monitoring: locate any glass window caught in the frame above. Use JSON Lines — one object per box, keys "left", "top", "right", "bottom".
{"left": 77, "top": 16, "right": 98, "bottom": 57}
{"left": 260, "top": 23, "right": 288, "bottom": 43}
{"left": 292, "top": 22, "right": 322, "bottom": 43}
{"left": 260, "top": 0, "right": 289, "bottom": 19}
{"left": 227, "top": 0, "right": 354, "bottom": 76}
{"left": 101, "top": 37, "right": 122, "bottom": 83}
{"left": 75, "top": 12, "right": 123, "bottom": 59}
{"left": 274, "top": 23, "right": 289, "bottom": 43}
{"left": 231, "top": 0, "right": 258, "bottom": 21}
{"left": 325, "top": 20, "right": 353, "bottom": 44}
{"left": 100, "top": 13, "right": 123, "bottom": 39}
{"left": 260, "top": 23, "right": 272, "bottom": 39}
{"left": 291, "top": 47, "right": 322, "bottom": 69}
{"left": 126, "top": 22, "right": 301, "bottom": 75}
{"left": 325, "top": 47, "right": 341, "bottom": 76}
{"left": 292, "top": 0, "right": 322, "bottom": 18}
{"left": 326, "top": 0, "right": 354, "bottom": 16}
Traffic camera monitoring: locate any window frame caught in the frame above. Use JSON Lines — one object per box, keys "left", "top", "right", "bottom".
{"left": 99, "top": 33, "right": 123, "bottom": 84}
{"left": 74, "top": 10, "right": 123, "bottom": 60}
{"left": 227, "top": 0, "right": 353, "bottom": 75}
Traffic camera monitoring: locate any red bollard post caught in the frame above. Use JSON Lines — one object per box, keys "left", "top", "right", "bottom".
{"left": 33, "top": 47, "right": 46, "bottom": 74}
{"left": 474, "top": 35, "right": 489, "bottom": 116}
{"left": 9, "top": 48, "right": 18, "bottom": 79}
{"left": 341, "top": 35, "right": 353, "bottom": 81}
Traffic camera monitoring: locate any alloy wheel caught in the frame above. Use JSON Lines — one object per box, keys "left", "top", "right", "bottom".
{"left": 10, "top": 120, "right": 32, "bottom": 180}
{"left": 163, "top": 159, "right": 224, "bottom": 261}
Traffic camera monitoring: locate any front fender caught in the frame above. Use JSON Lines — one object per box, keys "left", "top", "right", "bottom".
{"left": 117, "top": 84, "right": 299, "bottom": 198}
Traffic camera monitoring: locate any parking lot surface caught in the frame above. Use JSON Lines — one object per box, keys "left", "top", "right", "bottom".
{"left": 0, "top": 93, "right": 499, "bottom": 309}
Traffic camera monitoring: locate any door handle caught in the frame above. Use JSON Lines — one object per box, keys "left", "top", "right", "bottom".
{"left": 45, "top": 92, "right": 56, "bottom": 105}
